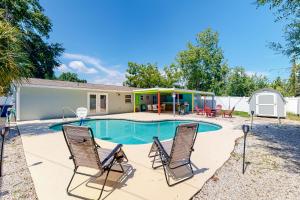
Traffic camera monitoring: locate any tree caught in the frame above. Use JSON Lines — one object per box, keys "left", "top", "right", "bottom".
{"left": 123, "top": 62, "right": 162, "bottom": 88}
{"left": 296, "top": 64, "right": 300, "bottom": 96}
{"left": 257, "top": 0, "right": 300, "bottom": 60}
{"left": 250, "top": 74, "right": 269, "bottom": 91}
{"left": 0, "top": 11, "right": 29, "bottom": 95}
{"left": 287, "top": 61, "right": 300, "bottom": 96}
{"left": 226, "top": 67, "right": 253, "bottom": 96}
{"left": 270, "top": 76, "right": 289, "bottom": 96}
{"left": 176, "top": 28, "right": 228, "bottom": 95}
{"left": 0, "top": 0, "right": 64, "bottom": 79}
{"left": 123, "top": 62, "right": 183, "bottom": 88}
{"left": 161, "top": 64, "right": 183, "bottom": 88}
{"left": 57, "top": 72, "right": 87, "bottom": 83}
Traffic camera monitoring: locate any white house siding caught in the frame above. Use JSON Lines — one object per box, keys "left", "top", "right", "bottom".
{"left": 107, "top": 92, "right": 134, "bottom": 114}
{"left": 19, "top": 87, "right": 87, "bottom": 120}
{"left": 18, "top": 87, "right": 134, "bottom": 121}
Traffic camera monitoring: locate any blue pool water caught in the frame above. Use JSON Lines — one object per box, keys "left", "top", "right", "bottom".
{"left": 50, "top": 119, "right": 221, "bottom": 145}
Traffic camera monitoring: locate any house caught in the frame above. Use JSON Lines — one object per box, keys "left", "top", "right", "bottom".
{"left": 14, "top": 78, "right": 135, "bottom": 121}
{"left": 13, "top": 78, "right": 215, "bottom": 121}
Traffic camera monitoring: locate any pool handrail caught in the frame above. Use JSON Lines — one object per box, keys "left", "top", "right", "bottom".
{"left": 62, "top": 107, "right": 77, "bottom": 121}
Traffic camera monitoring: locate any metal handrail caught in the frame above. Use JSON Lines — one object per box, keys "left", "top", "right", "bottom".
{"left": 62, "top": 107, "right": 77, "bottom": 121}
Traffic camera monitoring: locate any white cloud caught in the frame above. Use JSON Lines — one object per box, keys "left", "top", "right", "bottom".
{"left": 93, "top": 75, "right": 125, "bottom": 86}
{"left": 64, "top": 53, "right": 120, "bottom": 76}
{"left": 68, "top": 61, "right": 98, "bottom": 74}
{"left": 62, "top": 53, "right": 125, "bottom": 85}
{"left": 57, "top": 64, "right": 70, "bottom": 73}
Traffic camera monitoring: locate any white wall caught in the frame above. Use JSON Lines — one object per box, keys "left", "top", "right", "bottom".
{"left": 18, "top": 87, "right": 134, "bottom": 121}
{"left": 214, "top": 96, "right": 300, "bottom": 115}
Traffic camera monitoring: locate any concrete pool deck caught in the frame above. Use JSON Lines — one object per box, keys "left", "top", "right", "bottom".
{"left": 18, "top": 113, "right": 244, "bottom": 200}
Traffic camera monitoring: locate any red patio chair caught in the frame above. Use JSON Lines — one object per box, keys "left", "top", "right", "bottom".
{"left": 222, "top": 107, "right": 235, "bottom": 118}
{"left": 204, "top": 106, "right": 215, "bottom": 117}
{"left": 195, "top": 105, "right": 204, "bottom": 115}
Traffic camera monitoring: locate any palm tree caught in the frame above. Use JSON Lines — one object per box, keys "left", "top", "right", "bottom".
{"left": 0, "top": 13, "right": 29, "bottom": 95}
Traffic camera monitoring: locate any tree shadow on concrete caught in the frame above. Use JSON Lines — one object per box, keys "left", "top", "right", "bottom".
{"left": 17, "top": 122, "right": 58, "bottom": 137}
{"left": 251, "top": 123, "right": 300, "bottom": 173}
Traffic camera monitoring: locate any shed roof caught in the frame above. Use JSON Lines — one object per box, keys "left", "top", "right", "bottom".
{"left": 248, "top": 88, "right": 286, "bottom": 103}
{"left": 17, "top": 78, "right": 136, "bottom": 92}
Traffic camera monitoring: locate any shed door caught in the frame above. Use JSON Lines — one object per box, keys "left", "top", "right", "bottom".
{"left": 256, "top": 93, "right": 277, "bottom": 116}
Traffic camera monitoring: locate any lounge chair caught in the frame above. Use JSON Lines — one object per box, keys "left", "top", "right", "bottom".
{"left": 215, "top": 104, "right": 222, "bottom": 116}
{"left": 148, "top": 123, "right": 199, "bottom": 186}
{"left": 62, "top": 125, "right": 128, "bottom": 200}
{"left": 222, "top": 106, "right": 235, "bottom": 118}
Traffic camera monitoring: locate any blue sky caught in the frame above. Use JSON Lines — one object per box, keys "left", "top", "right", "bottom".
{"left": 40, "top": 0, "right": 291, "bottom": 85}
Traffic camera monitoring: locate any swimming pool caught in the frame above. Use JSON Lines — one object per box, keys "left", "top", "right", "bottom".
{"left": 50, "top": 119, "right": 221, "bottom": 145}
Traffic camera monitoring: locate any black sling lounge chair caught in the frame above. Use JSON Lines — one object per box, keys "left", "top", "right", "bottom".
{"left": 62, "top": 125, "right": 128, "bottom": 200}
{"left": 148, "top": 123, "right": 199, "bottom": 186}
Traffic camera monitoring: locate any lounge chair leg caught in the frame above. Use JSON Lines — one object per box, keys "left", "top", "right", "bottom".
{"left": 162, "top": 162, "right": 195, "bottom": 187}
{"left": 66, "top": 167, "right": 78, "bottom": 194}
{"left": 152, "top": 151, "right": 163, "bottom": 169}
{"left": 162, "top": 164, "right": 172, "bottom": 186}
{"left": 148, "top": 143, "right": 158, "bottom": 157}
{"left": 98, "top": 167, "right": 111, "bottom": 200}
{"left": 151, "top": 153, "right": 157, "bottom": 168}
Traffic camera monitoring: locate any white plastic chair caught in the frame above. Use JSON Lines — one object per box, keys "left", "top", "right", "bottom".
{"left": 76, "top": 107, "right": 88, "bottom": 119}
{"left": 152, "top": 104, "right": 158, "bottom": 112}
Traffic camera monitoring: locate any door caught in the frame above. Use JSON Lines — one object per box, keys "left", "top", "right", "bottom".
{"left": 99, "top": 94, "right": 107, "bottom": 113}
{"left": 256, "top": 93, "right": 277, "bottom": 116}
{"left": 88, "top": 93, "right": 108, "bottom": 115}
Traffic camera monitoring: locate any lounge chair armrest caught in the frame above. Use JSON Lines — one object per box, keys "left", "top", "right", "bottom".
{"left": 101, "top": 144, "right": 123, "bottom": 166}
{"left": 153, "top": 137, "right": 169, "bottom": 161}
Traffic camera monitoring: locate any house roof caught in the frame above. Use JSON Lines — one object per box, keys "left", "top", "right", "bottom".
{"left": 248, "top": 88, "right": 286, "bottom": 103}
{"left": 133, "top": 88, "right": 215, "bottom": 96}
{"left": 18, "top": 78, "right": 136, "bottom": 92}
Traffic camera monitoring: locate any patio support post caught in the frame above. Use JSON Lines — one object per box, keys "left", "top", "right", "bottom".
{"left": 192, "top": 93, "right": 194, "bottom": 113}
{"left": 133, "top": 93, "right": 136, "bottom": 112}
{"left": 172, "top": 93, "right": 176, "bottom": 117}
{"left": 158, "top": 92, "right": 161, "bottom": 115}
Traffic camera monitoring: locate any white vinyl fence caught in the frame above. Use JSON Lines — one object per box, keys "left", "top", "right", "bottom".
{"left": 214, "top": 96, "right": 300, "bottom": 115}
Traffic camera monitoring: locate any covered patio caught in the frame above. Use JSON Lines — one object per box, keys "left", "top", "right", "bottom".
{"left": 132, "top": 88, "right": 215, "bottom": 115}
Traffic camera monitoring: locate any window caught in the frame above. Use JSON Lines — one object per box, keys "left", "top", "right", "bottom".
{"left": 140, "top": 95, "right": 144, "bottom": 101}
{"left": 125, "top": 95, "right": 132, "bottom": 103}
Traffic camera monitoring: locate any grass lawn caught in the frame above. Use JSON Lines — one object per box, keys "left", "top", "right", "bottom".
{"left": 232, "top": 111, "right": 250, "bottom": 118}
{"left": 287, "top": 112, "right": 300, "bottom": 121}
{"left": 230, "top": 111, "right": 300, "bottom": 121}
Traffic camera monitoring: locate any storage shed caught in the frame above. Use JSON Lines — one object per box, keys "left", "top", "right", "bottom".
{"left": 248, "top": 88, "right": 286, "bottom": 118}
